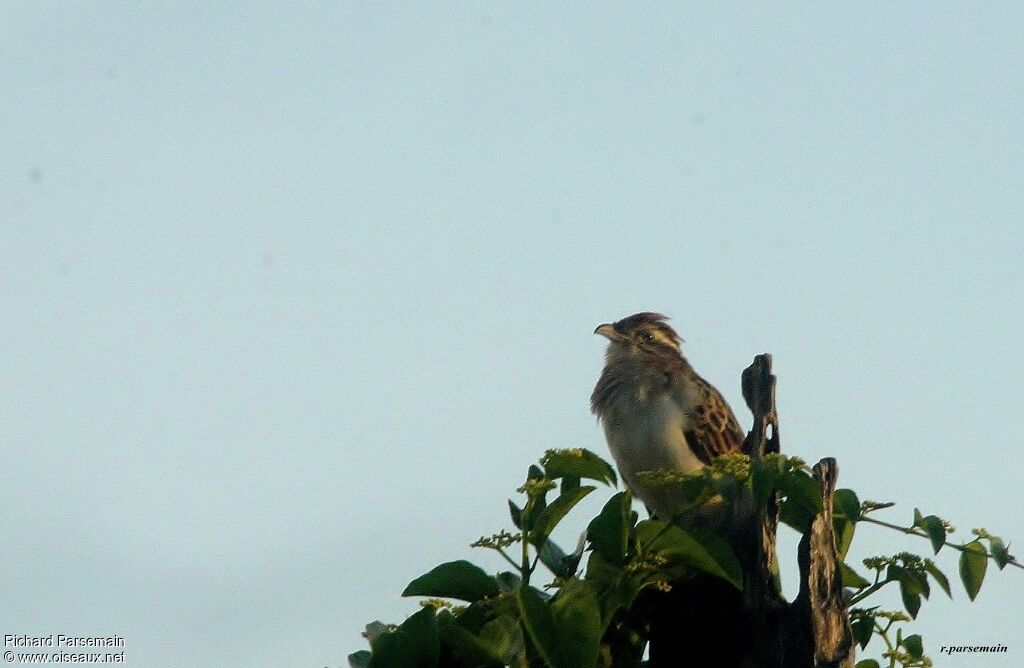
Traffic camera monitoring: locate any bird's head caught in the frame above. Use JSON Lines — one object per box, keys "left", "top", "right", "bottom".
{"left": 594, "top": 312, "right": 683, "bottom": 362}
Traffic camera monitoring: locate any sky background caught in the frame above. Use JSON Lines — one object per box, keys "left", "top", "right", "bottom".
{"left": 2, "top": 3, "right": 1023, "bottom": 666}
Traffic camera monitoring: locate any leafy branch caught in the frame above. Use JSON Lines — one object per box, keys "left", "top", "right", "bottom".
{"left": 347, "top": 449, "right": 1018, "bottom": 668}
{"left": 858, "top": 512, "right": 1020, "bottom": 574}
{"left": 832, "top": 491, "right": 1018, "bottom": 667}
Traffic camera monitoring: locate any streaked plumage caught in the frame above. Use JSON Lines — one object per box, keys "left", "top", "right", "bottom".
{"left": 591, "top": 313, "right": 746, "bottom": 521}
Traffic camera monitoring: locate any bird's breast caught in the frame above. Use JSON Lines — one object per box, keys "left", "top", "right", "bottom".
{"left": 601, "top": 394, "right": 705, "bottom": 480}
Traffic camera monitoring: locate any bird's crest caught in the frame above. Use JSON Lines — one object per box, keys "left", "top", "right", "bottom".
{"left": 613, "top": 312, "right": 682, "bottom": 344}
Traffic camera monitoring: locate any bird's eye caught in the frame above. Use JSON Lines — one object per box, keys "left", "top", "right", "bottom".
{"left": 639, "top": 331, "right": 654, "bottom": 343}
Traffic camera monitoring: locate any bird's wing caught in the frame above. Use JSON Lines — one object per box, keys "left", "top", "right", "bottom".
{"left": 684, "top": 376, "right": 747, "bottom": 465}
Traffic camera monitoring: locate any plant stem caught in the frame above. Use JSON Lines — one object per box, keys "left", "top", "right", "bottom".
{"left": 875, "top": 620, "right": 897, "bottom": 668}
{"left": 848, "top": 579, "right": 894, "bottom": 606}
{"left": 495, "top": 547, "right": 522, "bottom": 572}
{"left": 521, "top": 530, "right": 532, "bottom": 586}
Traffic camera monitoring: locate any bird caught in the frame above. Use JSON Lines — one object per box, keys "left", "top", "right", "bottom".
{"left": 591, "top": 312, "right": 748, "bottom": 526}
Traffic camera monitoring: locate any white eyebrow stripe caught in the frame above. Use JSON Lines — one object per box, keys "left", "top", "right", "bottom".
{"left": 651, "top": 329, "right": 678, "bottom": 347}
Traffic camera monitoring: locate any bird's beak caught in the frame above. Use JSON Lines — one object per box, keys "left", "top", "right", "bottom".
{"left": 594, "top": 323, "right": 623, "bottom": 341}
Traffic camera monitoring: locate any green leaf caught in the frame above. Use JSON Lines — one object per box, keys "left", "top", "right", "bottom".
{"left": 561, "top": 475, "right": 581, "bottom": 494}
{"left": 542, "top": 449, "right": 617, "bottom": 486}
{"left": 751, "top": 459, "right": 779, "bottom": 505}
{"left": 960, "top": 540, "right": 988, "bottom": 601}
{"left": 924, "top": 560, "right": 952, "bottom": 599}
{"left": 535, "top": 532, "right": 588, "bottom": 580}
{"left": 855, "top": 660, "right": 881, "bottom": 668}
{"left": 515, "top": 580, "right": 602, "bottom": 668}
{"left": 522, "top": 494, "right": 548, "bottom": 532}
{"left": 777, "top": 469, "right": 823, "bottom": 514}
{"left": 478, "top": 616, "right": 519, "bottom": 662}
{"left": 773, "top": 463, "right": 823, "bottom": 533}
{"left": 833, "top": 516, "right": 855, "bottom": 561}
{"left": 587, "top": 491, "right": 633, "bottom": 566}
{"left": 582, "top": 549, "right": 620, "bottom": 590}
{"left": 348, "top": 650, "right": 371, "bottom": 668}
{"left": 888, "top": 565, "right": 926, "bottom": 595}
{"left": 551, "top": 579, "right": 602, "bottom": 668}
{"left": 508, "top": 500, "right": 523, "bottom": 529}
{"left": 831, "top": 489, "right": 860, "bottom": 559}
{"left": 635, "top": 520, "right": 743, "bottom": 589}
{"left": 900, "top": 587, "right": 921, "bottom": 619}
{"left": 369, "top": 606, "right": 439, "bottom": 668}
{"left": 840, "top": 561, "right": 871, "bottom": 589}
{"left": 582, "top": 550, "right": 647, "bottom": 628}
{"left": 403, "top": 561, "right": 500, "bottom": 602}
{"left": 535, "top": 537, "right": 570, "bottom": 578}
{"left": 888, "top": 564, "right": 929, "bottom": 606}
{"left": 440, "top": 615, "right": 518, "bottom": 667}
{"left": 496, "top": 571, "right": 522, "bottom": 592}
{"left": 451, "top": 602, "right": 491, "bottom": 636}
{"left": 989, "top": 536, "right": 1010, "bottom": 570}
{"left": 850, "top": 614, "right": 874, "bottom": 650}
{"left": 903, "top": 634, "right": 924, "bottom": 658}
{"left": 887, "top": 565, "right": 924, "bottom": 617}
{"left": 517, "top": 586, "right": 559, "bottom": 667}
{"left": 532, "top": 486, "right": 596, "bottom": 547}
{"left": 363, "top": 621, "right": 392, "bottom": 646}
{"left": 439, "top": 625, "right": 504, "bottom": 667}
{"left": 532, "top": 532, "right": 589, "bottom": 577}
{"left": 919, "top": 515, "right": 946, "bottom": 554}
{"left": 778, "top": 496, "right": 813, "bottom": 533}
{"left": 563, "top": 530, "right": 588, "bottom": 578}
{"left": 834, "top": 488, "right": 861, "bottom": 522}
{"left": 434, "top": 607, "right": 456, "bottom": 628}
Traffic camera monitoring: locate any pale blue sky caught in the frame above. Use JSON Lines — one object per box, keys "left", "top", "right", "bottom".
{"left": 2, "top": 3, "right": 1023, "bottom": 666}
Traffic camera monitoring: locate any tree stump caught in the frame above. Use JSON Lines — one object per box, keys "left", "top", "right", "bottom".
{"left": 648, "top": 354, "right": 855, "bottom": 667}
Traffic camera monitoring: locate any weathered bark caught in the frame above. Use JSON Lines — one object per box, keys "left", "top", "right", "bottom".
{"left": 741, "top": 354, "right": 784, "bottom": 667}
{"left": 648, "top": 354, "right": 854, "bottom": 667}
{"left": 786, "top": 459, "right": 855, "bottom": 667}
